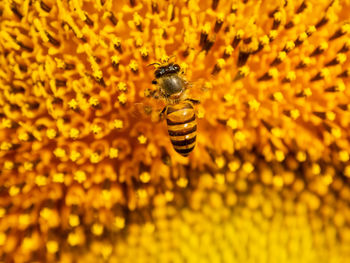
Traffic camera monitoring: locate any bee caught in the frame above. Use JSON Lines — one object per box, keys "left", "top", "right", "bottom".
{"left": 147, "top": 60, "right": 200, "bottom": 157}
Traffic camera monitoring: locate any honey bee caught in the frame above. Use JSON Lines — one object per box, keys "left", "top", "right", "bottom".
{"left": 147, "top": 60, "right": 200, "bottom": 157}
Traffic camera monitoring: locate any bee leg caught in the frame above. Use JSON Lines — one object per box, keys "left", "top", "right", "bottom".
{"left": 145, "top": 88, "right": 159, "bottom": 99}
{"left": 186, "top": 98, "right": 200, "bottom": 105}
{"left": 152, "top": 79, "right": 157, "bottom": 85}
{"left": 159, "top": 106, "right": 167, "bottom": 120}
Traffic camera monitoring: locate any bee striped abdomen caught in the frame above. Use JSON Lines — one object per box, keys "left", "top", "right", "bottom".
{"left": 166, "top": 102, "right": 197, "bottom": 156}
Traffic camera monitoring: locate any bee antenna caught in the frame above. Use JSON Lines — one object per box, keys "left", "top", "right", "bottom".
{"left": 167, "top": 55, "right": 176, "bottom": 62}
{"left": 148, "top": 62, "right": 161, "bottom": 67}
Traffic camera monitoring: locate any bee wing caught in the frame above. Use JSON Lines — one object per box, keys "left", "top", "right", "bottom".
{"left": 186, "top": 77, "right": 211, "bottom": 102}
{"left": 131, "top": 101, "right": 166, "bottom": 122}
{"left": 130, "top": 102, "right": 153, "bottom": 120}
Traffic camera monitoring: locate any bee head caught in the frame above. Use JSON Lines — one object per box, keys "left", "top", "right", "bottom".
{"left": 154, "top": 63, "right": 181, "bottom": 78}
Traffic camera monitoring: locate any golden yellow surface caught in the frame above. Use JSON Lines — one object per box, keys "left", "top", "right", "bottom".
{"left": 0, "top": 0, "right": 350, "bottom": 262}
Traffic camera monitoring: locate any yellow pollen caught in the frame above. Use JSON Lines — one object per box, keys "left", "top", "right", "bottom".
{"left": 135, "top": 38, "right": 143, "bottom": 47}
{"left": 74, "top": 170, "right": 87, "bottom": 183}
{"left": 339, "top": 151, "right": 349, "bottom": 162}
{"left": 202, "top": 23, "right": 211, "bottom": 34}
{"left": 69, "top": 128, "right": 80, "bottom": 139}
{"left": 177, "top": 177, "right": 188, "bottom": 188}
{"left": 277, "top": 51, "right": 286, "bottom": 61}
{"left": 303, "top": 88, "right": 312, "bottom": 97}
{"left": 273, "top": 175, "right": 284, "bottom": 188}
{"left": 248, "top": 99, "right": 260, "bottom": 111}
{"left": 197, "top": 107, "right": 205, "bottom": 118}
{"left": 301, "top": 57, "right": 311, "bottom": 66}
{"left": 290, "top": 109, "right": 300, "bottom": 120}
{"left": 18, "top": 132, "right": 29, "bottom": 141}
{"left": 312, "top": 163, "right": 321, "bottom": 175}
{"left": 129, "top": 60, "right": 138, "bottom": 72}
{"left": 111, "top": 55, "right": 120, "bottom": 64}
{"left": 46, "top": 129, "right": 57, "bottom": 139}
{"left": 234, "top": 131, "right": 246, "bottom": 141}
{"left": 242, "top": 162, "right": 254, "bottom": 174}
{"left": 320, "top": 42, "right": 328, "bottom": 51}
{"left": 341, "top": 23, "right": 350, "bottom": 33}
{"left": 268, "top": 68, "right": 278, "bottom": 79}
{"left": 9, "top": 186, "right": 20, "bottom": 196}
{"left": 331, "top": 128, "right": 341, "bottom": 138}
{"left": 275, "top": 150, "right": 285, "bottom": 162}
{"left": 55, "top": 58, "right": 65, "bottom": 69}
{"left": 89, "top": 97, "right": 100, "bottom": 107}
{"left": 109, "top": 148, "right": 119, "bottom": 159}
{"left": 140, "top": 172, "right": 151, "bottom": 183}
{"left": 1, "top": 142, "right": 12, "bottom": 151}
{"left": 345, "top": 166, "right": 350, "bottom": 178}
{"left": 2, "top": 119, "right": 12, "bottom": 128}
{"left": 325, "top": 112, "right": 336, "bottom": 121}
{"left": 284, "top": 41, "right": 295, "bottom": 52}
{"left": 70, "top": 151, "right": 81, "bottom": 162}
{"left": 216, "top": 58, "right": 225, "bottom": 68}
{"left": 138, "top": 135, "right": 147, "bottom": 144}
{"left": 227, "top": 118, "right": 238, "bottom": 130}
{"left": 46, "top": 241, "right": 59, "bottom": 254}
{"left": 0, "top": 208, "right": 6, "bottom": 218}
{"left": 259, "top": 35, "right": 270, "bottom": 45}
{"left": 321, "top": 174, "right": 333, "bottom": 185}
{"left": 335, "top": 53, "right": 346, "bottom": 64}
{"left": 24, "top": 162, "right": 33, "bottom": 171}
{"left": 298, "top": 32, "right": 308, "bottom": 42}
{"left": 224, "top": 45, "right": 234, "bottom": 56}
{"left": 67, "top": 232, "right": 80, "bottom": 247}
{"left": 285, "top": 71, "right": 296, "bottom": 81}
{"left": 91, "top": 125, "right": 102, "bottom": 134}
{"left": 307, "top": 26, "right": 316, "bottom": 35}
{"left": 272, "top": 92, "right": 284, "bottom": 102}
{"left": 118, "top": 93, "right": 127, "bottom": 104}
{"left": 4, "top": 161, "right": 14, "bottom": 170}
{"left": 90, "top": 152, "right": 101, "bottom": 163}
{"left": 69, "top": 214, "right": 80, "bottom": 227}
{"left": 113, "top": 119, "right": 124, "bottom": 129}
{"left": 118, "top": 82, "right": 127, "bottom": 91}
{"left": 114, "top": 217, "right": 125, "bottom": 229}
{"left": 133, "top": 13, "right": 142, "bottom": 26}
{"left": 335, "top": 81, "right": 345, "bottom": 92}
{"left": 0, "top": 233, "right": 6, "bottom": 246}
{"left": 35, "top": 175, "right": 48, "bottom": 186}
{"left": 68, "top": 99, "right": 79, "bottom": 110}
{"left": 19, "top": 214, "right": 31, "bottom": 228}
{"left": 269, "top": 30, "right": 277, "bottom": 40}
{"left": 215, "top": 156, "right": 226, "bottom": 169}
{"left": 137, "top": 189, "right": 148, "bottom": 199}
{"left": 54, "top": 148, "right": 66, "bottom": 158}
{"left": 40, "top": 208, "right": 52, "bottom": 221}
{"left": 296, "top": 151, "right": 307, "bottom": 162}
{"left": 53, "top": 173, "right": 65, "bottom": 183}
{"left": 228, "top": 160, "right": 240, "bottom": 172}
{"left": 224, "top": 93, "right": 234, "bottom": 102}
{"left": 271, "top": 128, "right": 282, "bottom": 137}
{"left": 236, "top": 29, "right": 244, "bottom": 38}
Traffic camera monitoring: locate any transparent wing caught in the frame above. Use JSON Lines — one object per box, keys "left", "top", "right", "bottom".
{"left": 130, "top": 102, "right": 153, "bottom": 119}
{"left": 185, "top": 77, "right": 212, "bottom": 103}
{"left": 130, "top": 100, "right": 166, "bottom": 123}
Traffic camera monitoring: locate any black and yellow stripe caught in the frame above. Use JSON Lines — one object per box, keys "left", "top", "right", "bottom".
{"left": 166, "top": 102, "right": 197, "bottom": 156}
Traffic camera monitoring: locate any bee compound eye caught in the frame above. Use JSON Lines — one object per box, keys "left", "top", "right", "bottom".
{"left": 154, "top": 69, "right": 161, "bottom": 78}
{"left": 173, "top": 64, "right": 180, "bottom": 72}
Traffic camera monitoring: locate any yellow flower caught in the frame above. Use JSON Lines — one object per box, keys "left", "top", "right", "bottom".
{"left": 1, "top": 0, "right": 350, "bottom": 262}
